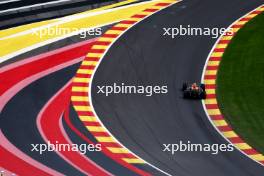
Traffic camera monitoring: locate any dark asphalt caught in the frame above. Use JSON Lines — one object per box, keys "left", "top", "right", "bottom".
{"left": 0, "top": 63, "right": 84, "bottom": 175}
{"left": 92, "top": 0, "right": 264, "bottom": 175}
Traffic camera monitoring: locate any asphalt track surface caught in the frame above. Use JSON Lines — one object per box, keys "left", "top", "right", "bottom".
{"left": 0, "top": 63, "right": 85, "bottom": 175}
{"left": 92, "top": 0, "right": 264, "bottom": 175}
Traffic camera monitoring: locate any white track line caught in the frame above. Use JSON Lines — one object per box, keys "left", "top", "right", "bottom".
{"left": 89, "top": 1, "right": 182, "bottom": 176}
{"left": 0, "top": 0, "right": 156, "bottom": 41}
{"left": 0, "top": 0, "right": 21, "bottom": 5}
{"left": 0, "top": 0, "right": 72, "bottom": 14}
{"left": 201, "top": 4, "right": 264, "bottom": 167}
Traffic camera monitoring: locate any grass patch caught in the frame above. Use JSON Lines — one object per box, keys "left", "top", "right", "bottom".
{"left": 217, "top": 12, "right": 264, "bottom": 154}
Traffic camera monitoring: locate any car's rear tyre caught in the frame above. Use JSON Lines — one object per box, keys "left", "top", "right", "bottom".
{"left": 200, "top": 84, "right": 205, "bottom": 91}
{"left": 183, "top": 91, "right": 189, "bottom": 98}
{"left": 182, "top": 82, "right": 188, "bottom": 91}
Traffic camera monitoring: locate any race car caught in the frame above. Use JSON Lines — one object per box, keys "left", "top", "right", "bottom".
{"left": 182, "top": 82, "right": 206, "bottom": 99}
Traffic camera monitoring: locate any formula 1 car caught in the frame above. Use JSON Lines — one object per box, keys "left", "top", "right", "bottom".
{"left": 182, "top": 82, "right": 206, "bottom": 99}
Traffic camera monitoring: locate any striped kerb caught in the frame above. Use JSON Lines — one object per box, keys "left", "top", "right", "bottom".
{"left": 71, "top": 0, "right": 178, "bottom": 165}
{"left": 203, "top": 6, "right": 264, "bottom": 165}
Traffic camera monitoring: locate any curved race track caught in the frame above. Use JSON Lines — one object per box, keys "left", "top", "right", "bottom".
{"left": 92, "top": 0, "right": 264, "bottom": 175}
